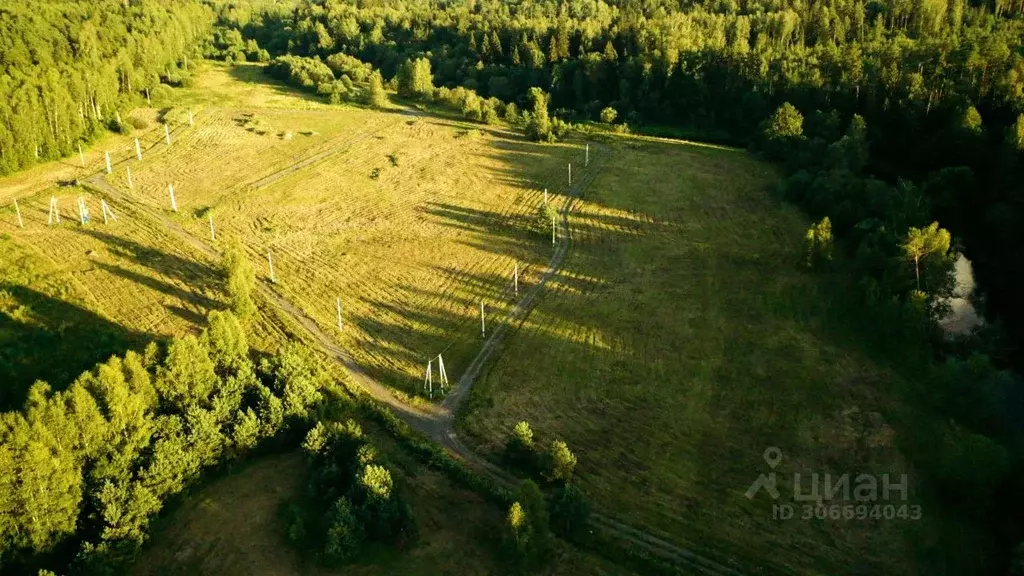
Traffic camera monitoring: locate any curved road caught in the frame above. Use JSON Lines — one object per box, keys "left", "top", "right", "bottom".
{"left": 83, "top": 118, "right": 744, "bottom": 576}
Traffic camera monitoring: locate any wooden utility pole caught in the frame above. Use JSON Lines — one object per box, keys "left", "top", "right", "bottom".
{"left": 168, "top": 184, "right": 177, "bottom": 212}
{"left": 267, "top": 250, "right": 276, "bottom": 283}
{"left": 126, "top": 166, "right": 133, "bottom": 189}
{"left": 188, "top": 109, "right": 194, "bottom": 126}
{"left": 104, "top": 151, "right": 112, "bottom": 174}
{"left": 135, "top": 138, "right": 142, "bottom": 161}
{"left": 480, "top": 301, "right": 486, "bottom": 337}
{"left": 209, "top": 214, "right": 215, "bottom": 240}
{"left": 13, "top": 199, "right": 23, "bottom": 228}
{"left": 514, "top": 262, "right": 518, "bottom": 296}
{"left": 78, "top": 144, "right": 85, "bottom": 167}
{"left": 585, "top": 143, "right": 589, "bottom": 166}
{"left": 568, "top": 163, "right": 571, "bottom": 186}
{"left": 164, "top": 124, "right": 171, "bottom": 146}
{"left": 336, "top": 297, "right": 343, "bottom": 331}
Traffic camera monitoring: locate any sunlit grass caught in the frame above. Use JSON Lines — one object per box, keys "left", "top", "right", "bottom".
{"left": 460, "top": 135, "right": 931, "bottom": 575}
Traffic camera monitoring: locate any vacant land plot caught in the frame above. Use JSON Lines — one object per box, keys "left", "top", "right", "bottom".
{"left": 459, "top": 136, "right": 944, "bottom": 575}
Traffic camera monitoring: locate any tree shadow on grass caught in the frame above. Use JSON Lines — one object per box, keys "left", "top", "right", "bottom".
{"left": 0, "top": 283, "right": 155, "bottom": 411}
{"left": 78, "top": 228, "right": 224, "bottom": 295}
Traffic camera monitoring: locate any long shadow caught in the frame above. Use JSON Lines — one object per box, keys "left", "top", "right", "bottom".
{"left": 0, "top": 283, "right": 154, "bottom": 411}
{"left": 78, "top": 228, "right": 223, "bottom": 294}
{"left": 337, "top": 133, "right": 931, "bottom": 574}
{"left": 93, "top": 262, "right": 218, "bottom": 319}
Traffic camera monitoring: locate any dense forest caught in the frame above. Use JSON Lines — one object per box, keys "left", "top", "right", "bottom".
{"left": 0, "top": 0, "right": 213, "bottom": 175}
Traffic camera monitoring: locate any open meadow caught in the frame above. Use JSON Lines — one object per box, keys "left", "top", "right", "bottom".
{"left": 458, "top": 135, "right": 958, "bottom": 575}
{"left": 0, "top": 62, "right": 591, "bottom": 409}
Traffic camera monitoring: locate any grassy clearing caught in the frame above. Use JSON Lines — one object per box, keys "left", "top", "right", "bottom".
{"left": 104, "top": 64, "right": 599, "bottom": 398}
{"left": 0, "top": 61, "right": 561, "bottom": 407}
{"left": 459, "top": 136, "right": 944, "bottom": 575}
{"left": 133, "top": 428, "right": 634, "bottom": 576}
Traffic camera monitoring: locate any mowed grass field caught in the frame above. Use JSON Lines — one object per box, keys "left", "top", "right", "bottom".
{"left": 111, "top": 63, "right": 595, "bottom": 398}
{"left": 459, "top": 136, "right": 940, "bottom": 575}
{"left": 0, "top": 61, "right": 592, "bottom": 406}
{"left": 133, "top": 430, "right": 633, "bottom": 576}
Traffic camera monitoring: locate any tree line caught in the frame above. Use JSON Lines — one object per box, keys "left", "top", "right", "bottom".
{"left": 0, "top": 0, "right": 214, "bottom": 176}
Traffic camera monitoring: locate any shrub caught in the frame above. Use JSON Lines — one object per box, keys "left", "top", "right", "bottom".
{"left": 804, "top": 216, "right": 833, "bottom": 269}
{"left": 526, "top": 88, "right": 552, "bottom": 142}
{"left": 600, "top": 106, "right": 618, "bottom": 124}
{"left": 367, "top": 71, "right": 387, "bottom": 108}
{"left": 504, "top": 102, "right": 520, "bottom": 124}
{"left": 546, "top": 439, "right": 577, "bottom": 482}
{"left": 266, "top": 55, "right": 335, "bottom": 94}
{"left": 537, "top": 202, "right": 559, "bottom": 236}
{"left": 550, "top": 483, "right": 590, "bottom": 541}
{"left": 504, "top": 421, "right": 536, "bottom": 472}
{"left": 129, "top": 117, "right": 148, "bottom": 130}
{"left": 323, "top": 498, "right": 362, "bottom": 564}
{"left": 396, "top": 57, "right": 433, "bottom": 100}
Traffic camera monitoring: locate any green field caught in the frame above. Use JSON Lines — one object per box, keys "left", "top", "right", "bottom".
{"left": 459, "top": 136, "right": 944, "bottom": 575}
{"left": 0, "top": 62, "right": 589, "bottom": 407}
